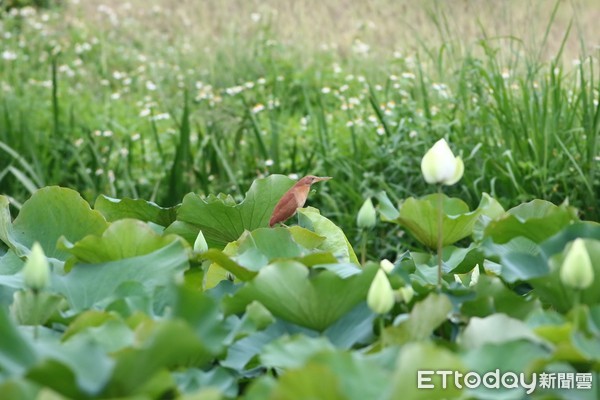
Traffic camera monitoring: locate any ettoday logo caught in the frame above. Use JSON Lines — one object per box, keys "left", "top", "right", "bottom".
{"left": 417, "top": 370, "right": 594, "bottom": 394}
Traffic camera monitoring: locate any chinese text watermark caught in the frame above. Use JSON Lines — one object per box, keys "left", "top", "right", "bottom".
{"left": 417, "top": 370, "right": 593, "bottom": 394}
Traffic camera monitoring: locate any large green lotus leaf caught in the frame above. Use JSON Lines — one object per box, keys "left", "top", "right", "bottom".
{"left": 28, "top": 334, "right": 114, "bottom": 397}
{"left": 462, "top": 340, "right": 550, "bottom": 399}
{"left": 461, "top": 275, "right": 541, "bottom": 320}
{"left": 0, "top": 249, "right": 25, "bottom": 275}
{"left": 0, "top": 307, "right": 38, "bottom": 375}
{"left": 499, "top": 252, "right": 550, "bottom": 283}
{"left": 226, "top": 261, "right": 377, "bottom": 331}
{"left": 463, "top": 339, "right": 549, "bottom": 374}
{"left": 483, "top": 199, "right": 579, "bottom": 244}
{"left": 94, "top": 195, "right": 178, "bottom": 227}
{"left": 384, "top": 293, "right": 452, "bottom": 345}
{"left": 482, "top": 235, "right": 541, "bottom": 261}
{"left": 287, "top": 226, "right": 326, "bottom": 249}
{"left": 0, "top": 188, "right": 108, "bottom": 260}
{"left": 297, "top": 207, "right": 359, "bottom": 264}
{"left": 391, "top": 342, "right": 465, "bottom": 400}
{"left": 163, "top": 220, "right": 200, "bottom": 246}
{"left": 202, "top": 228, "right": 337, "bottom": 287}
{"left": 530, "top": 238, "right": 600, "bottom": 312}
{"left": 172, "top": 286, "right": 228, "bottom": 353}
{"left": 62, "top": 310, "right": 136, "bottom": 354}
{"left": 458, "top": 314, "right": 546, "bottom": 348}
{"left": 0, "top": 380, "right": 38, "bottom": 400}
{"left": 173, "top": 367, "right": 237, "bottom": 397}
{"left": 220, "top": 322, "right": 289, "bottom": 372}
{"left": 167, "top": 175, "right": 295, "bottom": 249}
{"left": 62, "top": 310, "right": 122, "bottom": 341}
{"left": 381, "top": 193, "right": 500, "bottom": 249}
{"left": 260, "top": 335, "right": 335, "bottom": 369}
{"left": 101, "top": 319, "right": 216, "bottom": 397}
{"left": 58, "top": 219, "right": 186, "bottom": 264}
{"left": 0, "top": 308, "right": 113, "bottom": 398}
{"left": 533, "top": 324, "right": 588, "bottom": 363}
{"left": 539, "top": 221, "right": 600, "bottom": 255}
{"left": 51, "top": 240, "right": 189, "bottom": 312}
{"left": 409, "top": 243, "right": 483, "bottom": 274}
{"left": 494, "top": 223, "right": 600, "bottom": 309}
{"left": 324, "top": 303, "right": 376, "bottom": 348}
{"left": 235, "top": 228, "right": 304, "bottom": 268}
{"left": 268, "top": 351, "right": 390, "bottom": 400}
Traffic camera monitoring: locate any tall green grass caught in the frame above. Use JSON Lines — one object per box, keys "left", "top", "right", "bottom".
{"left": 0, "top": 1, "right": 597, "bottom": 258}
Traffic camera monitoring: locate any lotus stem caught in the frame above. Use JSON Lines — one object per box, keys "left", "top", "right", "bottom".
{"left": 360, "top": 230, "right": 368, "bottom": 265}
{"left": 437, "top": 185, "right": 443, "bottom": 290}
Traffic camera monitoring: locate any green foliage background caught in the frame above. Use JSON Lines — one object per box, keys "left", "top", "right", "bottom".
{"left": 1, "top": 1, "right": 600, "bottom": 398}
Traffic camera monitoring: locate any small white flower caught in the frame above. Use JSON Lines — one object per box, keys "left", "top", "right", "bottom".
{"left": 145, "top": 81, "right": 157, "bottom": 91}
{"left": 2, "top": 51, "right": 17, "bottom": 61}
{"left": 252, "top": 103, "right": 265, "bottom": 114}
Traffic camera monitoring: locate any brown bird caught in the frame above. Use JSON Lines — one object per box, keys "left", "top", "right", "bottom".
{"left": 269, "top": 175, "right": 332, "bottom": 227}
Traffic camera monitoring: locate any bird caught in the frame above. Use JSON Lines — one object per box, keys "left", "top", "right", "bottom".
{"left": 269, "top": 175, "right": 332, "bottom": 227}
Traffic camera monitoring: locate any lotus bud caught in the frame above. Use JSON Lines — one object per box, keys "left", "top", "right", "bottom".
{"left": 454, "top": 274, "right": 463, "bottom": 285}
{"left": 357, "top": 198, "right": 377, "bottom": 229}
{"left": 193, "top": 230, "right": 209, "bottom": 253}
{"left": 23, "top": 243, "right": 50, "bottom": 291}
{"left": 398, "top": 285, "right": 414, "bottom": 303}
{"left": 367, "top": 269, "right": 395, "bottom": 314}
{"left": 560, "top": 239, "right": 594, "bottom": 290}
{"left": 420, "top": 138, "right": 464, "bottom": 185}
{"left": 380, "top": 259, "right": 395, "bottom": 274}
{"left": 469, "top": 265, "right": 480, "bottom": 287}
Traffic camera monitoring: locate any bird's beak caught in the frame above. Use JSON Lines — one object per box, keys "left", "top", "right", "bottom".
{"left": 314, "top": 176, "right": 332, "bottom": 182}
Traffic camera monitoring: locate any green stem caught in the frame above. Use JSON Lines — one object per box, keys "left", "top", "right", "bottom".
{"left": 360, "top": 230, "right": 368, "bottom": 265}
{"left": 33, "top": 290, "right": 39, "bottom": 340}
{"left": 573, "top": 290, "right": 581, "bottom": 330}
{"left": 437, "top": 185, "right": 444, "bottom": 290}
{"left": 379, "top": 317, "right": 386, "bottom": 348}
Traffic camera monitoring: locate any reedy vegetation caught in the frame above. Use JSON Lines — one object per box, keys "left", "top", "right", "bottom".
{"left": 0, "top": 0, "right": 598, "bottom": 257}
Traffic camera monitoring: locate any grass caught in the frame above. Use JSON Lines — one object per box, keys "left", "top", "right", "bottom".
{"left": 0, "top": 0, "right": 598, "bottom": 258}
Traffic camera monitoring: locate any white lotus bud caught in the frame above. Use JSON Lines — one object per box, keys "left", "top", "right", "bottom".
{"left": 23, "top": 243, "right": 50, "bottom": 291}
{"left": 357, "top": 198, "right": 377, "bottom": 229}
{"left": 560, "top": 239, "right": 594, "bottom": 290}
{"left": 193, "top": 230, "right": 208, "bottom": 253}
{"left": 398, "top": 285, "right": 414, "bottom": 303}
{"left": 469, "top": 265, "right": 480, "bottom": 287}
{"left": 420, "top": 138, "right": 464, "bottom": 185}
{"left": 367, "top": 269, "right": 395, "bottom": 314}
{"left": 380, "top": 259, "right": 395, "bottom": 274}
